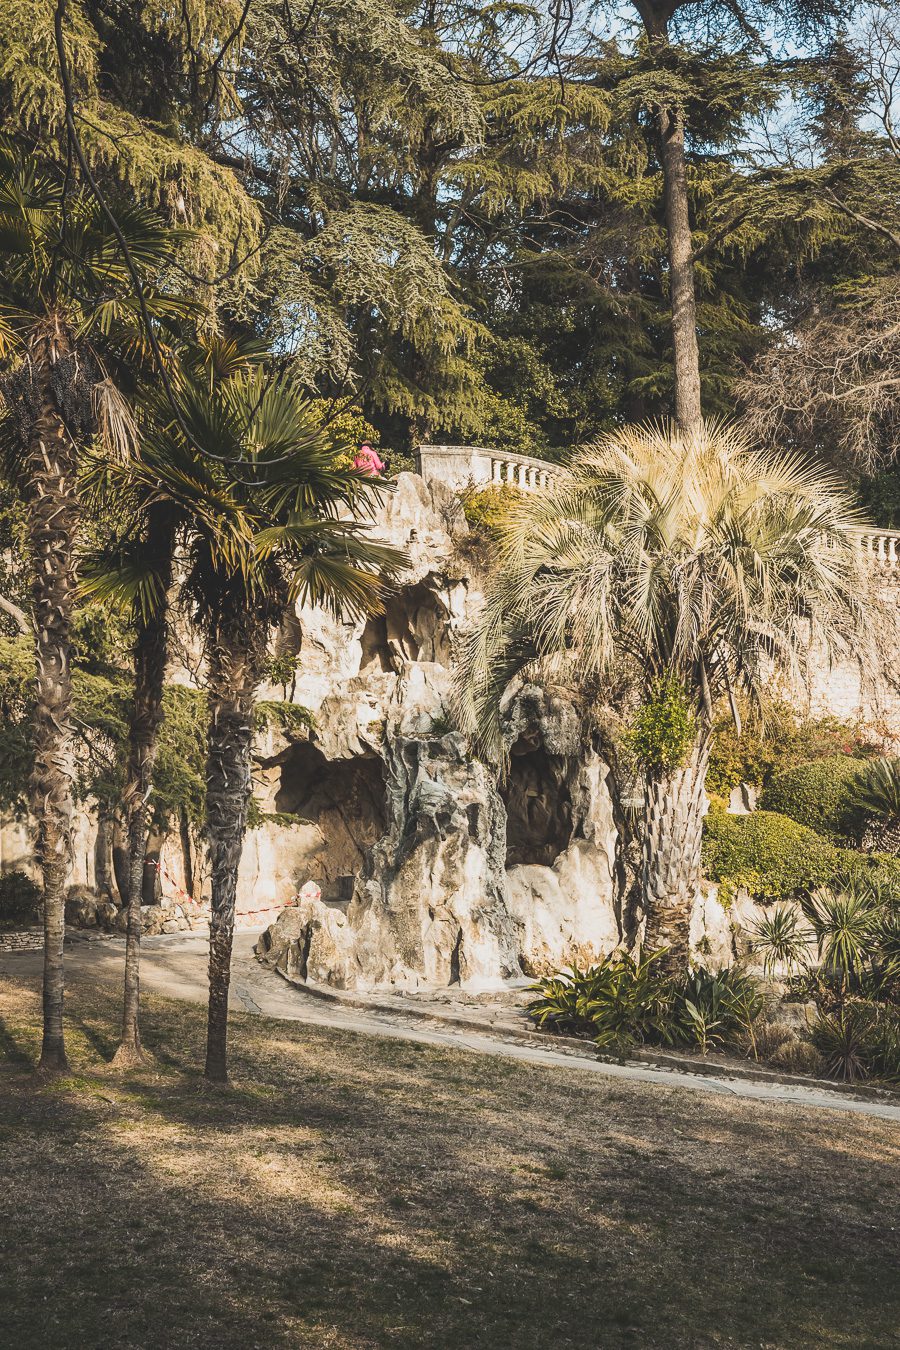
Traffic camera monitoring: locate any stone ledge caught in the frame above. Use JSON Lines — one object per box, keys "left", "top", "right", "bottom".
{"left": 0, "top": 930, "right": 43, "bottom": 952}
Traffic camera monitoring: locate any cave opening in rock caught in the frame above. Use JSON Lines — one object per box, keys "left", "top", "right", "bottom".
{"left": 359, "top": 614, "right": 393, "bottom": 672}
{"left": 359, "top": 582, "right": 453, "bottom": 675}
{"left": 501, "top": 736, "right": 573, "bottom": 867}
{"left": 275, "top": 744, "right": 386, "bottom": 900}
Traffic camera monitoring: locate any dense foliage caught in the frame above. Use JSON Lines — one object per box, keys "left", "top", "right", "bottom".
{"left": 705, "top": 704, "right": 880, "bottom": 798}
{"left": 527, "top": 952, "right": 762, "bottom": 1056}
{"left": 759, "top": 756, "right": 868, "bottom": 839}
{"left": 3, "top": 0, "right": 899, "bottom": 470}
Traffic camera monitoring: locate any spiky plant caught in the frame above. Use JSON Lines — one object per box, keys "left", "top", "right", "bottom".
{"left": 105, "top": 366, "right": 406, "bottom": 1082}
{"left": 454, "top": 419, "right": 873, "bottom": 972}
{"left": 751, "top": 904, "right": 814, "bottom": 977}
{"left": 849, "top": 758, "right": 900, "bottom": 853}
{"left": 802, "top": 881, "right": 882, "bottom": 991}
{"left": 0, "top": 141, "right": 191, "bottom": 1072}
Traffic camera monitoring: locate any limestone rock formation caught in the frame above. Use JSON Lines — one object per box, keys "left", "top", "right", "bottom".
{"left": 1, "top": 465, "right": 803, "bottom": 984}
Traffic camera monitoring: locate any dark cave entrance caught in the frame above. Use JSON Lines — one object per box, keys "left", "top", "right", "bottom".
{"left": 501, "top": 735, "right": 573, "bottom": 868}
{"left": 275, "top": 743, "right": 386, "bottom": 901}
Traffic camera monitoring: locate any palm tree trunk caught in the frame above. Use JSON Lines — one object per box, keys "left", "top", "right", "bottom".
{"left": 204, "top": 605, "right": 268, "bottom": 1083}
{"left": 24, "top": 335, "right": 79, "bottom": 1074}
{"left": 112, "top": 509, "right": 174, "bottom": 1068}
{"left": 640, "top": 731, "right": 710, "bottom": 972}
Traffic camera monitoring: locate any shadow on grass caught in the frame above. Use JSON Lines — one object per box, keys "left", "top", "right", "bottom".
{"left": 0, "top": 1014, "right": 32, "bottom": 1067}
{"left": 0, "top": 980, "right": 898, "bottom": 1350}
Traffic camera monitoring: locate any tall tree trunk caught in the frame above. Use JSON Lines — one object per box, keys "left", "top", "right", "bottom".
{"left": 23, "top": 333, "right": 80, "bottom": 1074}
{"left": 640, "top": 731, "right": 710, "bottom": 972}
{"left": 658, "top": 107, "right": 702, "bottom": 432}
{"left": 204, "top": 605, "right": 268, "bottom": 1083}
{"left": 639, "top": 8, "right": 703, "bottom": 431}
{"left": 94, "top": 808, "right": 118, "bottom": 902}
{"left": 179, "top": 806, "right": 195, "bottom": 900}
{"left": 112, "top": 509, "right": 174, "bottom": 1068}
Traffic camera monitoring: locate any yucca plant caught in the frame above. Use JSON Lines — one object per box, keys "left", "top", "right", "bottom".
{"left": 810, "top": 1005, "right": 878, "bottom": 1083}
{"left": 802, "top": 882, "right": 882, "bottom": 992}
{"left": 751, "top": 904, "right": 814, "bottom": 977}
{"left": 455, "top": 419, "right": 872, "bottom": 972}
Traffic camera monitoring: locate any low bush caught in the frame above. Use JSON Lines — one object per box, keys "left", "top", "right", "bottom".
{"left": 759, "top": 756, "right": 866, "bottom": 838}
{"left": 527, "top": 952, "right": 762, "bottom": 1055}
{"left": 810, "top": 1003, "right": 900, "bottom": 1083}
{"left": 0, "top": 869, "right": 40, "bottom": 924}
{"left": 705, "top": 702, "right": 879, "bottom": 799}
{"left": 459, "top": 483, "right": 522, "bottom": 534}
{"left": 702, "top": 808, "right": 839, "bottom": 903}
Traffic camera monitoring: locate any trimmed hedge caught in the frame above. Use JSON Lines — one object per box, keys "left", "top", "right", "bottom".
{"left": 703, "top": 807, "right": 900, "bottom": 904}
{"left": 759, "top": 756, "right": 866, "bottom": 838}
{"left": 703, "top": 809, "right": 839, "bottom": 903}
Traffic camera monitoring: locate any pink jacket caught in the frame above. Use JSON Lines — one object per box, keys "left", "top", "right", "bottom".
{"left": 353, "top": 445, "right": 384, "bottom": 475}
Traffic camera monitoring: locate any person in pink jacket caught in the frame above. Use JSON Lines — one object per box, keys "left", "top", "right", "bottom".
{"left": 353, "top": 442, "right": 384, "bottom": 475}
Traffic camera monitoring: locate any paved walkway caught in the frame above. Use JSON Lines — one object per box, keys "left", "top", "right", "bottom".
{"left": 3, "top": 931, "right": 900, "bottom": 1122}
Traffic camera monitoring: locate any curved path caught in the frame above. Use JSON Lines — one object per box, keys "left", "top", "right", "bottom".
{"left": 3, "top": 931, "right": 900, "bottom": 1122}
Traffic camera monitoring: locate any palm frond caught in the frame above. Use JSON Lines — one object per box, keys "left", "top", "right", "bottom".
{"left": 454, "top": 418, "right": 877, "bottom": 752}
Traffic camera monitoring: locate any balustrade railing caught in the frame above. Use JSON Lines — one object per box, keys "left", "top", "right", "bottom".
{"left": 416, "top": 443, "right": 560, "bottom": 494}
{"left": 416, "top": 445, "right": 900, "bottom": 572}
{"left": 849, "top": 528, "right": 900, "bottom": 569}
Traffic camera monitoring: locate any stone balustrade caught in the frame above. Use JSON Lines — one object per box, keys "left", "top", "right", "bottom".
{"left": 415, "top": 445, "right": 900, "bottom": 573}
{"left": 416, "top": 443, "right": 560, "bottom": 494}
{"left": 849, "top": 527, "right": 900, "bottom": 569}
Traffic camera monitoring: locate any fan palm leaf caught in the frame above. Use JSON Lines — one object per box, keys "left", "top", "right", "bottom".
{"left": 455, "top": 419, "right": 875, "bottom": 971}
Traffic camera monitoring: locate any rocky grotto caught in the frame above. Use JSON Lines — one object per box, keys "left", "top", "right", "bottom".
{"left": 5, "top": 462, "right": 900, "bottom": 991}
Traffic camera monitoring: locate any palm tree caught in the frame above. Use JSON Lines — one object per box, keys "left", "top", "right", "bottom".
{"left": 81, "top": 334, "right": 266, "bottom": 1068}
{"left": 122, "top": 367, "right": 406, "bottom": 1081}
{"left": 454, "top": 420, "right": 872, "bottom": 970}
{"left": 0, "top": 142, "right": 188, "bottom": 1071}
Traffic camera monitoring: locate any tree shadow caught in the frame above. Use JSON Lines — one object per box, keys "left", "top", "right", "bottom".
{"left": 0, "top": 1014, "right": 32, "bottom": 1067}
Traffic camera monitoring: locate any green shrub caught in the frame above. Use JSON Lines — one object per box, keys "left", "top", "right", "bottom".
{"left": 625, "top": 677, "right": 698, "bottom": 772}
{"left": 705, "top": 702, "right": 878, "bottom": 798}
{"left": 703, "top": 808, "right": 839, "bottom": 903}
{"left": 677, "top": 966, "right": 763, "bottom": 1054}
{"left": 459, "top": 483, "right": 522, "bottom": 533}
{"left": 0, "top": 870, "right": 40, "bottom": 924}
{"left": 759, "top": 756, "right": 866, "bottom": 838}
{"left": 527, "top": 953, "right": 763, "bottom": 1055}
{"left": 810, "top": 1003, "right": 900, "bottom": 1083}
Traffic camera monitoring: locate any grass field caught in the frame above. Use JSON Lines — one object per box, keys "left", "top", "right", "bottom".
{"left": 0, "top": 972, "right": 897, "bottom": 1350}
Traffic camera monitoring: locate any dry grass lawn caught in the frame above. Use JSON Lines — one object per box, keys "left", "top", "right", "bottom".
{"left": 0, "top": 972, "right": 898, "bottom": 1350}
